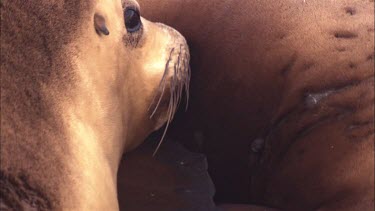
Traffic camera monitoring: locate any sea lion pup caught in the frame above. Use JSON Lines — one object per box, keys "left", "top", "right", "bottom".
{"left": 0, "top": 0, "right": 189, "bottom": 210}
{"left": 138, "top": 0, "right": 374, "bottom": 210}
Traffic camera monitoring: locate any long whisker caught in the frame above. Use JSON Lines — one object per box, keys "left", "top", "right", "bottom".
{"left": 148, "top": 48, "right": 174, "bottom": 111}
{"left": 153, "top": 75, "right": 176, "bottom": 156}
{"left": 149, "top": 48, "right": 175, "bottom": 118}
{"left": 175, "top": 45, "right": 183, "bottom": 109}
{"left": 152, "top": 45, "right": 191, "bottom": 156}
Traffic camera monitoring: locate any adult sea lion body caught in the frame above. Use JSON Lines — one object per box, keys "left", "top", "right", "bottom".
{"left": 1, "top": 0, "right": 189, "bottom": 209}
{"left": 137, "top": 0, "right": 374, "bottom": 210}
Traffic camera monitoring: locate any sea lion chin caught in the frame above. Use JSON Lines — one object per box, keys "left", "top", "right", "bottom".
{"left": 0, "top": 0, "right": 189, "bottom": 209}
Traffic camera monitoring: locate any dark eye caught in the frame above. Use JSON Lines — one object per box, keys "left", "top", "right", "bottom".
{"left": 124, "top": 9, "right": 141, "bottom": 33}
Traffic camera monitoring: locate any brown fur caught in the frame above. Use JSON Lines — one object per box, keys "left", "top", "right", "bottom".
{"left": 1, "top": 0, "right": 92, "bottom": 208}
{"left": 137, "top": 0, "right": 374, "bottom": 210}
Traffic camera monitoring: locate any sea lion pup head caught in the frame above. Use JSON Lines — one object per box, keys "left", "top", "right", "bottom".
{"left": 74, "top": 0, "right": 190, "bottom": 152}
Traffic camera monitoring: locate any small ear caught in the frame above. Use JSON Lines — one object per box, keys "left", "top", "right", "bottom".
{"left": 94, "top": 14, "right": 110, "bottom": 36}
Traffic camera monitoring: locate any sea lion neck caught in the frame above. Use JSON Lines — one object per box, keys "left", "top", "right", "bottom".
{"left": 54, "top": 40, "right": 128, "bottom": 211}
